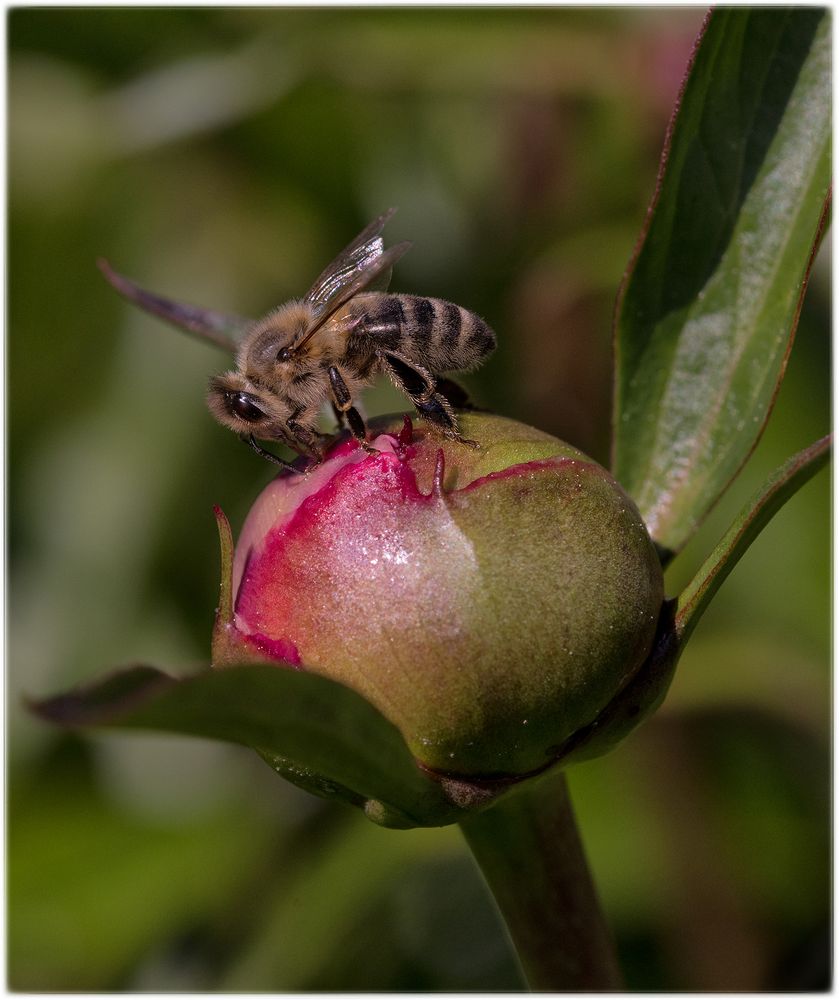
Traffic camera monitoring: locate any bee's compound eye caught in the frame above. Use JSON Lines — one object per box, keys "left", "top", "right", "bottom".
{"left": 277, "top": 347, "right": 293, "bottom": 363}
{"left": 227, "top": 391, "right": 265, "bottom": 423}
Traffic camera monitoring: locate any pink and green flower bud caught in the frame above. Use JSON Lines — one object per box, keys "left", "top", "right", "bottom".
{"left": 214, "top": 412, "right": 664, "bottom": 779}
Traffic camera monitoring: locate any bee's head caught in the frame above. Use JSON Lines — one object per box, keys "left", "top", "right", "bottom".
{"left": 207, "top": 371, "right": 291, "bottom": 438}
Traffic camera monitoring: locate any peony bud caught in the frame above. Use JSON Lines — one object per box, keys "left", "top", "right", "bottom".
{"left": 214, "top": 412, "right": 664, "bottom": 779}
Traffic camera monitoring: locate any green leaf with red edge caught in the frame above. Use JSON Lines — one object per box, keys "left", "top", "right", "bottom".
{"left": 28, "top": 663, "right": 468, "bottom": 829}
{"left": 676, "top": 434, "right": 831, "bottom": 645}
{"left": 612, "top": 8, "right": 831, "bottom": 560}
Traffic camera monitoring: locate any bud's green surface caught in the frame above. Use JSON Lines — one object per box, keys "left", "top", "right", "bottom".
{"left": 216, "top": 413, "right": 664, "bottom": 778}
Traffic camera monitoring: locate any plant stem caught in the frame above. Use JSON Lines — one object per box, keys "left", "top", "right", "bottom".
{"left": 460, "top": 770, "right": 623, "bottom": 991}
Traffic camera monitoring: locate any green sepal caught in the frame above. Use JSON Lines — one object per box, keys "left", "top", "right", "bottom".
{"left": 557, "top": 435, "right": 832, "bottom": 764}
{"left": 28, "top": 663, "right": 472, "bottom": 829}
{"left": 554, "top": 599, "right": 680, "bottom": 765}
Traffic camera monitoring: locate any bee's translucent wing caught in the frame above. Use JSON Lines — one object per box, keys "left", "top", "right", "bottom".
{"left": 305, "top": 208, "right": 412, "bottom": 324}
{"left": 98, "top": 259, "right": 250, "bottom": 354}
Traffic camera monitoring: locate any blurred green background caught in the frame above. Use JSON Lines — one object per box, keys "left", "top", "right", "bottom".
{"left": 8, "top": 7, "right": 830, "bottom": 991}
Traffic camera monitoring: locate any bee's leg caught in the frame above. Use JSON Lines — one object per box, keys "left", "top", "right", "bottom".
{"left": 379, "top": 352, "right": 478, "bottom": 448}
{"left": 243, "top": 434, "right": 301, "bottom": 472}
{"left": 327, "top": 366, "right": 377, "bottom": 453}
{"left": 413, "top": 394, "right": 479, "bottom": 448}
{"left": 379, "top": 351, "right": 436, "bottom": 403}
{"left": 345, "top": 405, "right": 376, "bottom": 450}
{"left": 382, "top": 352, "right": 475, "bottom": 412}
{"left": 330, "top": 402, "right": 346, "bottom": 429}
{"left": 286, "top": 408, "right": 328, "bottom": 461}
{"left": 436, "top": 377, "right": 476, "bottom": 411}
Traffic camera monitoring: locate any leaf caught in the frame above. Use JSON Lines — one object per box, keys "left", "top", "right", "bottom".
{"left": 612, "top": 9, "right": 831, "bottom": 559}
{"left": 675, "top": 434, "right": 831, "bottom": 645}
{"left": 29, "top": 664, "right": 465, "bottom": 829}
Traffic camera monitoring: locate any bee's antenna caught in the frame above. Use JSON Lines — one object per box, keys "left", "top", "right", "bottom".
{"left": 245, "top": 435, "right": 301, "bottom": 472}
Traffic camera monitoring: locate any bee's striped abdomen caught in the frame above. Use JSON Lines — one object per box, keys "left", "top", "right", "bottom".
{"left": 404, "top": 294, "right": 495, "bottom": 372}
{"left": 350, "top": 291, "right": 496, "bottom": 375}
{"left": 408, "top": 295, "right": 436, "bottom": 355}
{"left": 357, "top": 295, "right": 405, "bottom": 350}
{"left": 445, "top": 299, "right": 495, "bottom": 365}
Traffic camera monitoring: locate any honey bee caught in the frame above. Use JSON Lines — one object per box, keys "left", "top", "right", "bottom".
{"left": 99, "top": 209, "right": 496, "bottom": 469}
